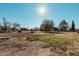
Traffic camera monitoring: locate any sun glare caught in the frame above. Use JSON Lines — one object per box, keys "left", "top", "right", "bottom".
{"left": 38, "top": 7, "right": 46, "bottom": 15}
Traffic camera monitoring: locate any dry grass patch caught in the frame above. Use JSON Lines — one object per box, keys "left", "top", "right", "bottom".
{"left": 0, "top": 37, "right": 29, "bottom": 49}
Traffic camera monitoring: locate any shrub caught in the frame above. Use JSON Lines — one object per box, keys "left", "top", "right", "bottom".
{"left": 18, "top": 30, "right": 21, "bottom": 33}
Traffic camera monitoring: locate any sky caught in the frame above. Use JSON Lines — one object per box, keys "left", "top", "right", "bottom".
{"left": 0, "top": 3, "right": 79, "bottom": 28}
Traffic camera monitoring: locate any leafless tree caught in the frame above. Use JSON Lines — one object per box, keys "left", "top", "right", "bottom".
{"left": 12, "top": 23, "right": 21, "bottom": 31}
{"left": 58, "top": 20, "right": 68, "bottom": 31}
{"left": 40, "top": 19, "right": 54, "bottom": 32}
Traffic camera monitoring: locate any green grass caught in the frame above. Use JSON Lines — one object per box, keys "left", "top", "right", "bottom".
{"left": 74, "top": 34, "right": 79, "bottom": 43}
{"left": 26, "top": 33, "right": 71, "bottom": 51}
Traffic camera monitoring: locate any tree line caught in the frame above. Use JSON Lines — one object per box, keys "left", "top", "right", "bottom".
{"left": 40, "top": 19, "right": 75, "bottom": 32}
{"left": 0, "top": 17, "right": 76, "bottom": 33}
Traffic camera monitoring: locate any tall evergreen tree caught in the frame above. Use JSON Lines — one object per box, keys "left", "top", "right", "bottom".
{"left": 71, "top": 20, "right": 75, "bottom": 32}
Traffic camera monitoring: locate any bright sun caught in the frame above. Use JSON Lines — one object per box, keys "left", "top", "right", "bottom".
{"left": 38, "top": 7, "right": 46, "bottom": 15}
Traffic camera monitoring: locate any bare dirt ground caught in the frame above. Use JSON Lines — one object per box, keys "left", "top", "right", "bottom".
{"left": 0, "top": 31, "right": 79, "bottom": 56}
